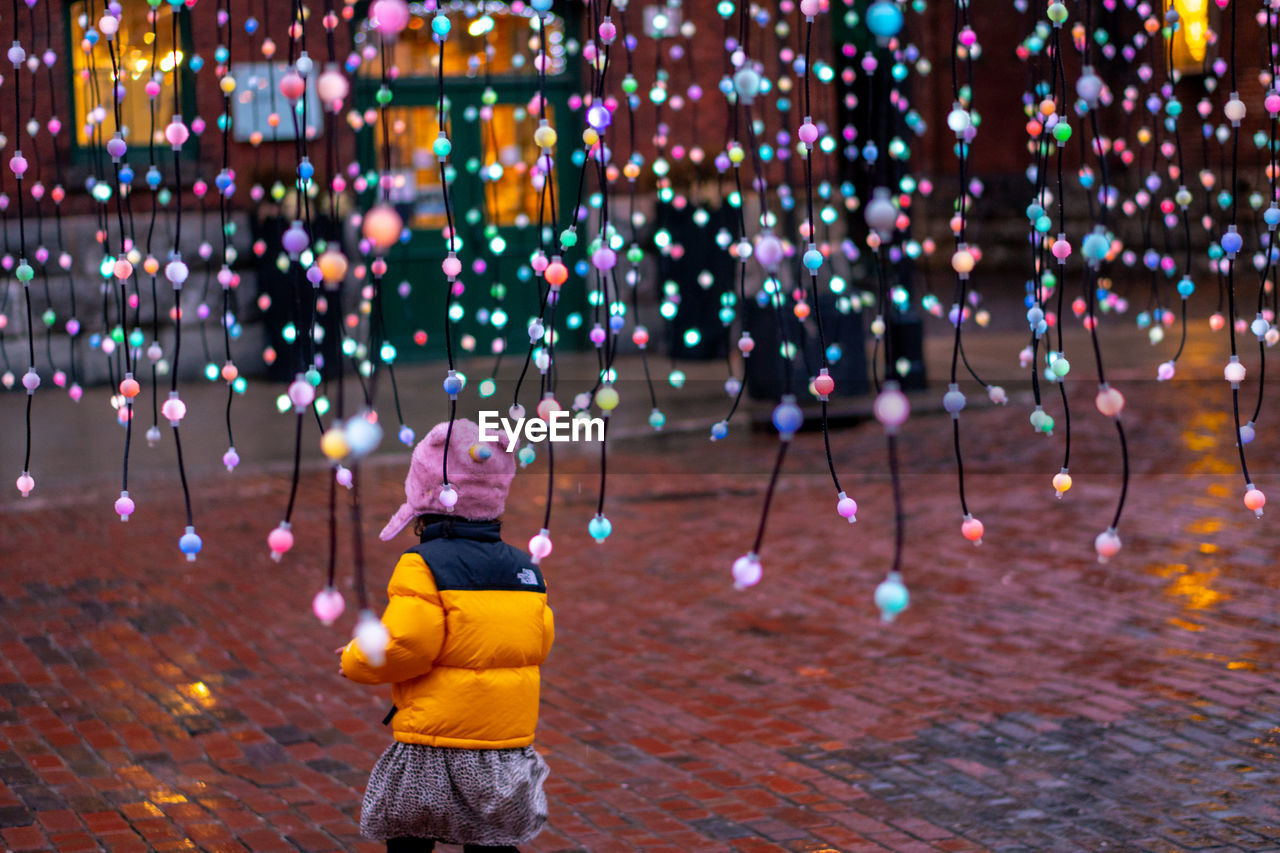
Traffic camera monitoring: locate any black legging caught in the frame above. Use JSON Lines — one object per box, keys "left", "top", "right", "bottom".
{"left": 386, "top": 839, "right": 519, "bottom": 853}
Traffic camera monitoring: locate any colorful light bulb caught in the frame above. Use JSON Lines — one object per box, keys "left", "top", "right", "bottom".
{"left": 179, "top": 525, "right": 203, "bottom": 561}
{"left": 268, "top": 522, "right": 294, "bottom": 561}
{"left": 355, "top": 609, "right": 390, "bottom": 666}
{"left": 588, "top": 514, "right": 612, "bottom": 543}
{"left": 836, "top": 491, "right": 857, "bottom": 523}
{"left": 1094, "top": 527, "right": 1121, "bottom": 563}
{"left": 114, "top": 490, "right": 135, "bottom": 522}
{"left": 1244, "top": 485, "right": 1266, "bottom": 518}
{"left": 732, "top": 552, "right": 762, "bottom": 590}
{"left": 312, "top": 586, "right": 346, "bottom": 624}
{"left": 528, "top": 528, "right": 553, "bottom": 565}
{"left": 874, "top": 571, "right": 909, "bottom": 623}
{"left": 1052, "top": 468, "right": 1072, "bottom": 499}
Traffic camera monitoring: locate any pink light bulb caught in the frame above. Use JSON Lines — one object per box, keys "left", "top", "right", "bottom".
{"left": 16, "top": 471, "right": 34, "bottom": 497}
{"left": 114, "top": 491, "right": 134, "bottom": 522}
{"left": 528, "top": 529, "right": 553, "bottom": 565}
{"left": 536, "top": 395, "right": 560, "bottom": 421}
{"left": 961, "top": 515, "right": 984, "bottom": 545}
{"left": 279, "top": 71, "right": 306, "bottom": 102}
{"left": 268, "top": 522, "right": 294, "bottom": 561}
{"left": 312, "top": 587, "right": 346, "bottom": 624}
{"left": 165, "top": 117, "right": 189, "bottom": 150}
{"left": 1244, "top": 486, "right": 1266, "bottom": 517}
{"left": 873, "top": 382, "right": 910, "bottom": 432}
{"left": 371, "top": 0, "right": 410, "bottom": 35}
{"left": 1094, "top": 385, "right": 1125, "bottom": 417}
{"left": 223, "top": 447, "right": 239, "bottom": 471}
{"left": 732, "top": 552, "right": 762, "bottom": 590}
{"left": 1094, "top": 528, "right": 1122, "bottom": 563}
{"left": 161, "top": 393, "right": 186, "bottom": 425}
{"left": 836, "top": 491, "right": 857, "bottom": 523}
{"left": 1225, "top": 359, "right": 1247, "bottom": 384}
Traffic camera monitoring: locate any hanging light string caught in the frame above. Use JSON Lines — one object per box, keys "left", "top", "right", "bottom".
{"left": 85, "top": 2, "right": 121, "bottom": 408}
{"left": 862, "top": 0, "right": 911, "bottom": 624}
{"left": 11, "top": 0, "right": 38, "bottom": 500}
{"left": 367, "top": 46, "right": 409, "bottom": 446}
{"left": 540, "top": 0, "right": 617, "bottom": 545}
{"left": 42, "top": 0, "right": 78, "bottom": 399}
{"left": 1022, "top": 5, "right": 1052, "bottom": 444}
{"left": 1136, "top": 26, "right": 1167, "bottom": 356}
{"left": 25, "top": 3, "right": 58, "bottom": 395}
{"left": 944, "top": 0, "right": 982, "bottom": 543}
{"left": 1242, "top": 3, "right": 1279, "bottom": 439}
{"left": 1025, "top": 2, "right": 1073, "bottom": 499}
{"left": 525, "top": 0, "right": 619, "bottom": 566}
{"left": 586, "top": 5, "right": 619, "bottom": 542}
{"left": 863, "top": 2, "right": 909, "bottom": 402}
{"left": 728, "top": 0, "right": 802, "bottom": 593}
{"left": 1158, "top": 7, "right": 1195, "bottom": 385}
{"left": 1076, "top": 0, "right": 1131, "bottom": 561}
{"left": 432, "top": 8, "right": 461, "bottom": 501}
{"left": 1049, "top": 11, "right": 1072, "bottom": 496}
{"left": 799, "top": 4, "right": 850, "bottom": 520}
{"left": 510, "top": 7, "right": 557, "bottom": 420}
{"left": 301, "top": 0, "right": 352, "bottom": 624}
{"left": 475, "top": 36, "right": 511, "bottom": 390}
{"left": 343, "top": 0, "right": 414, "bottom": 639}
{"left": 269, "top": 0, "right": 321, "bottom": 567}
{"left": 216, "top": 0, "right": 238, "bottom": 471}
{"left": 1219, "top": 0, "right": 1265, "bottom": 518}
{"left": 616, "top": 9, "right": 660, "bottom": 421}
{"left": 142, "top": 5, "right": 161, "bottom": 444}
{"left": 712, "top": 6, "right": 755, "bottom": 440}
{"left": 103, "top": 3, "right": 144, "bottom": 522}
{"left": 166, "top": 5, "right": 201, "bottom": 562}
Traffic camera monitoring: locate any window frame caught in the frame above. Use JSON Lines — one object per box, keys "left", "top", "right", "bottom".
{"left": 63, "top": 1, "right": 199, "bottom": 165}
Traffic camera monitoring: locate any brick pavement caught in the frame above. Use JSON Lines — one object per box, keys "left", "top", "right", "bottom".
{"left": 1, "top": 332, "right": 1279, "bottom": 852}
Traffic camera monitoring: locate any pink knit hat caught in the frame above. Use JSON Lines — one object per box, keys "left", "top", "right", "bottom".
{"left": 379, "top": 417, "right": 516, "bottom": 540}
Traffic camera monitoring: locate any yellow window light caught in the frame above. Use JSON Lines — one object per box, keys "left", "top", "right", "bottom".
{"left": 1167, "top": 0, "right": 1209, "bottom": 72}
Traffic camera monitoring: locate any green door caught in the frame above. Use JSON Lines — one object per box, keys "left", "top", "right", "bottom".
{"left": 356, "top": 6, "right": 584, "bottom": 370}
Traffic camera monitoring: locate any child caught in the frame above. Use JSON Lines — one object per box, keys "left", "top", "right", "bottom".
{"left": 340, "top": 418, "right": 554, "bottom": 853}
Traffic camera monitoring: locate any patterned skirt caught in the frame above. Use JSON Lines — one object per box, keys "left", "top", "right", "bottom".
{"left": 360, "top": 741, "right": 549, "bottom": 845}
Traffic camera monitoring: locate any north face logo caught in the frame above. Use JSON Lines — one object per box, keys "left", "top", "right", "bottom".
{"left": 517, "top": 568, "right": 538, "bottom": 586}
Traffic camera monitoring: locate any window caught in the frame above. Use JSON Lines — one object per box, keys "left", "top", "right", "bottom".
{"left": 1166, "top": 0, "right": 1209, "bottom": 74}
{"left": 230, "top": 62, "right": 322, "bottom": 143}
{"left": 386, "top": 106, "right": 449, "bottom": 229}
{"left": 477, "top": 104, "right": 555, "bottom": 227}
{"left": 70, "top": 1, "right": 186, "bottom": 148}
{"left": 358, "top": 2, "right": 566, "bottom": 79}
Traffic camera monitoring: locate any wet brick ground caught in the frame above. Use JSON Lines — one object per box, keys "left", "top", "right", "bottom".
{"left": 1, "top": 322, "right": 1279, "bottom": 852}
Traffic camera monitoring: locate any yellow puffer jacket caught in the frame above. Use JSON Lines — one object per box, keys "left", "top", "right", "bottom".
{"left": 341, "top": 519, "right": 554, "bottom": 749}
